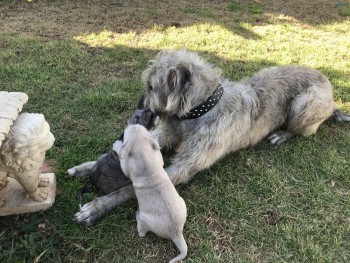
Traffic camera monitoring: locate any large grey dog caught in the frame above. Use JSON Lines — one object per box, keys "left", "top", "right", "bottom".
{"left": 72, "top": 49, "right": 350, "bottom": 226}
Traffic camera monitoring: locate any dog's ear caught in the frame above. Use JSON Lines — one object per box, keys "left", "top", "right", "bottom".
{"left": 165, "top": 65, "right": 193, "bottom": 116}
{"left": 167, "top": 65, "right": 191, "bottom": 92}
{"left": 114, "top": 141, "right": 131, "bottom": 159}
{"left": 149, "top": 137, "right": 160, "bottom": 151}
{"left": 137, "top": 94, "right": 145, "bottom": 109}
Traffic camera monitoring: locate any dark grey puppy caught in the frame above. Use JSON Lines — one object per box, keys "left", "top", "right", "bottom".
{"left": 68, "top": 107, "right": 158, "bottom": 203}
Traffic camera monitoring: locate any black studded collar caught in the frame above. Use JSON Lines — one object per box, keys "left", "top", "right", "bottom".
{"left": 178, "top": 83, "right": 224, "bottom": 120}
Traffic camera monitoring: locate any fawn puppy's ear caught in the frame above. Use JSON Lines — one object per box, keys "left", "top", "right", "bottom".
{"left": 149, "top": 137, "right": 160, "bottom": 151}
{"left": 113, "top": 140, "right": 131, "bottom": 159}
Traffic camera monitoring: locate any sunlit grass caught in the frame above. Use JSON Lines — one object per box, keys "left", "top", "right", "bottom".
{"left": 73, "top": 21, "right": 350, "bottom": 68}
{"left": 73, "top": 21, "right": 350, "bottom": 91}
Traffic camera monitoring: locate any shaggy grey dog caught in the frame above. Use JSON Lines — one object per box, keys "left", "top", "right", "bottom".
{"left": 73, "top": 50, "right": 350, "bottom": 226}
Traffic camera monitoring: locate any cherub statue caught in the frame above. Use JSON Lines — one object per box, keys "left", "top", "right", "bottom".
{"left": 0, "top": 92, "right": 54, "bottom": 206}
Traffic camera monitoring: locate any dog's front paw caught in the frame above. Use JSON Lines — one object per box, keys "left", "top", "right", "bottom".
{"left": 74, "top": 185, "right": 135, "bottom": 226}
{"left": 74, "top": 202, "right": 98, "bottom": 226}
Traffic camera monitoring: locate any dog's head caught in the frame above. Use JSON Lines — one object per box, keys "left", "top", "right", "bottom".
{"left": 141, "top": 50, "right": 222, "bottom": 118}
{"left": 113, "top": 124, "right": 162, "bottom": 178}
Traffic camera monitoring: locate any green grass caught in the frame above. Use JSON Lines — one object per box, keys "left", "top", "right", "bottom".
{"left": 0, "top": 0, "right": 350, "bottom": 262}
{"left": 336, "top": 1, "right": 350, "bottom": 16}
{"left": 251, "top": 5, "right": 263, "bottom": 15}
{"left": 228, "top": 1, "right": 242, "bottom": 12}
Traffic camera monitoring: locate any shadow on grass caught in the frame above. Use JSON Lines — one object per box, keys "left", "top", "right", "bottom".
{"left": 1, "top": 0, "right": 349, "bottom": 44}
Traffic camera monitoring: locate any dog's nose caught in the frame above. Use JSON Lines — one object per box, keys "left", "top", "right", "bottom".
{"left": 145, "top": 108, "right": 156, "bottom": 118}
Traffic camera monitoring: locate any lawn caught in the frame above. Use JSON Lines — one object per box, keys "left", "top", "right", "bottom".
{"left": 0, "top": 0, "right": 349, "bottom": 262}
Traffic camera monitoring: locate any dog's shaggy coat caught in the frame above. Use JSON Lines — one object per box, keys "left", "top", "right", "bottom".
{"left": 73, "top": 50, "right": 350, "bottom": 226}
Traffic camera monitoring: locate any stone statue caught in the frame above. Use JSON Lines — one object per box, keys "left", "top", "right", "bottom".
{"left": 0, "top": 92, "right": 55, "bottom": 210}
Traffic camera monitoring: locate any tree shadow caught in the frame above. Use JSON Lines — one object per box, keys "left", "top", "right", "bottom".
{"left": 1, "top": 0, "right": 348, "bottom": 44}
{"left": 243, "top": 0, "right": 349, "bottom": 26}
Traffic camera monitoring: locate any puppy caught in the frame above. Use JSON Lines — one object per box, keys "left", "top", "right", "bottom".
{"left": 73, "top": 50, "right": 350, "bottom": 226}
{"left": 113, "top": 124, "right": 187, "bottom": 263}
{"left": 68, "top": 108, "right": 158, "bottom": 203}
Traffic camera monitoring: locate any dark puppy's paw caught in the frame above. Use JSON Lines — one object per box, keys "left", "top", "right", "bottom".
{"left": 67, "top": 166, "right": 86, "bottom": 178}
{"left": 66, "top": 161, "right": 96, "bottom": 178}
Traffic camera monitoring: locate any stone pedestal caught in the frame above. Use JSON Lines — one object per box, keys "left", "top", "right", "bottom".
{"left": 0, "top": 173, "right": 56, "bottom": 216}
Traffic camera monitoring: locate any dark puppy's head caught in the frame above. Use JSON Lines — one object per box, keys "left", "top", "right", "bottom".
{"left": 128, "top": 108, "right": 158, "bottom": 129}
{"left": 119, "top": 106, "right": 159, "bottom": 140}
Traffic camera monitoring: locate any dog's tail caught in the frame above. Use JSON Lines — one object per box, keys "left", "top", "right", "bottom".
{"left": 332, "top": 108, "right": 350, "bottom": 122}
{"left": 169, "top": 234, "right": 187, "bottom": 263}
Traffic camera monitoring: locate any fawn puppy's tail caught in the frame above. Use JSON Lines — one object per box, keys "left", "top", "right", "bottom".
{"left": 169, "top": 234, "right": 187, "bottom": 263}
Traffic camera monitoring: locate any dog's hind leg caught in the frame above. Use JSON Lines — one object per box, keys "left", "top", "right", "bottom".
{"left": 269, "top": 85, "right": 334, "bottom": 145}
{"left": 332, "top": 108, "right": 350, "bottom": 122}
{"left": 136, "top": 210, "right": 149, "bottom": 237}
{"left": 67, "top": 161, "right": 97, "bottom": 178}
{"left": 268, "top": 131, "right": 295, "bottom": 145}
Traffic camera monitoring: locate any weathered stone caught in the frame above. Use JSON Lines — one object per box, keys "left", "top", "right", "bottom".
{"left": 0, "top": 91, "right": 28, "bottom": 148}
{"left": 0, "top": 173, "right": 56, "bottom": 216}
{"left": 0, "top": 92, "right": 55, "bottom": 214}
{"left": 0, "top": 112, "right": 55, "bottom": 203}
